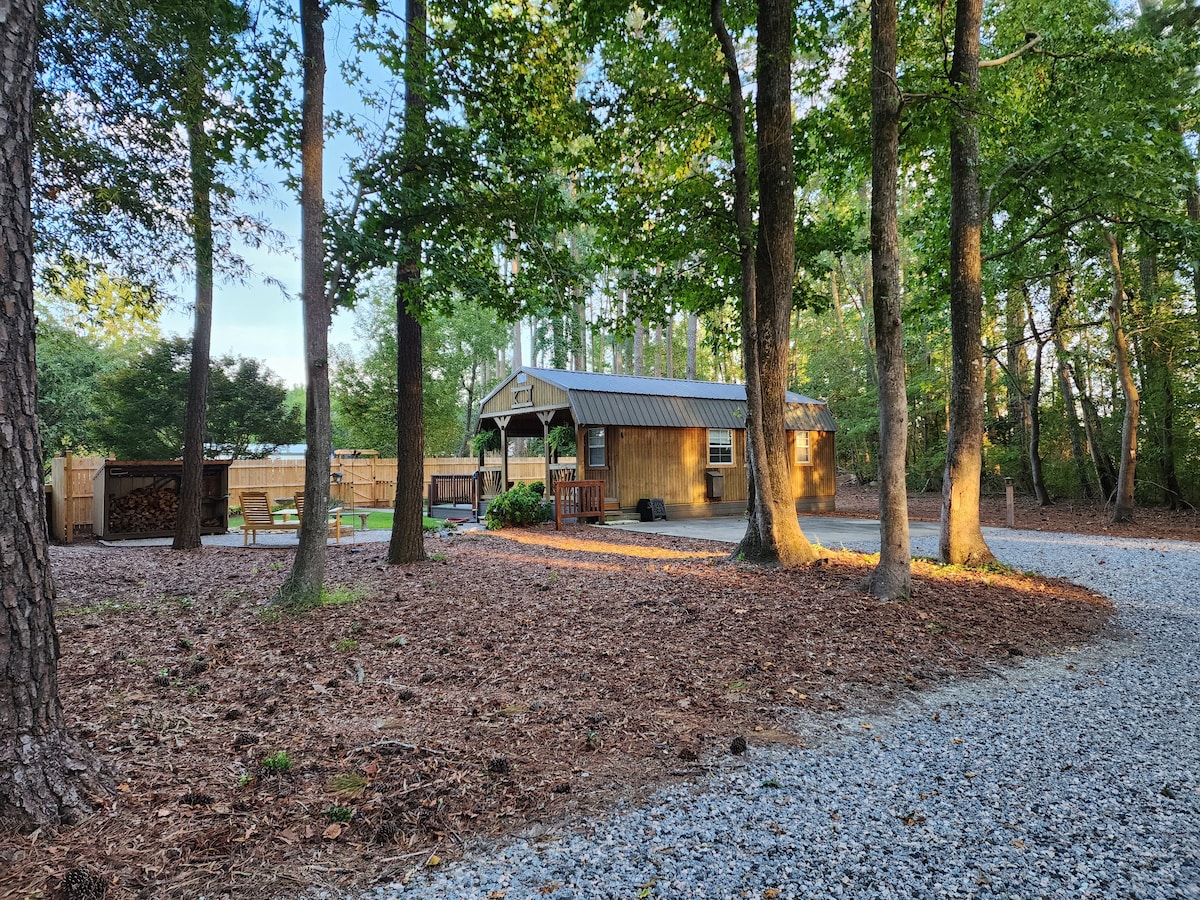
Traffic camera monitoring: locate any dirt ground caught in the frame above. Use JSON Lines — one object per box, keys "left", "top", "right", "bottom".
{"left": 833, "top": 480, "right": 1200, "bottom": 543}
{"left": 7, "top": 485, "right": 1187, "bottom": 899}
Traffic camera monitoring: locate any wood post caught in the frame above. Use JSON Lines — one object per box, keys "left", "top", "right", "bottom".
{"left": 496, "top": 415, "right": 511, "bottom": 493}
{"left": 1005, "top": 476, "right": 1015, "bottom": 528}
{"left": 537, "top": 411, "right": 555, "bottom": 495}
{"left": 63, "top": 451, "right": 74, "bottom": 544}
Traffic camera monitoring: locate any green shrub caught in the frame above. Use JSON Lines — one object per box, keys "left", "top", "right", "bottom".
{"left": 484, "top": 483, "right": 551, "bottom": 529}
{"left": 528, "top": 480, "right": 545, "bottom": 497}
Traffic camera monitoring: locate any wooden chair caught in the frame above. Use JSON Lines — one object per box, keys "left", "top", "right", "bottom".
{"left": 239, "top": 491, "right": 300, "bottom": 545}
{"left": 294, "top": 491, "right": 345, "bottom": 543}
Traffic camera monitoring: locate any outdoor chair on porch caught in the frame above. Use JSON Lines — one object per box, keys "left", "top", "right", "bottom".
{"left": 239, "top": 491, "right": 301, "bottom": 545}
{"left": 294, "top": 491, "right": 347, "bottom": 542}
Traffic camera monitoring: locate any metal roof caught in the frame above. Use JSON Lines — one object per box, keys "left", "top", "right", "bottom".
{"left": 479, "top": 368, "right": 836, "bottom": 432}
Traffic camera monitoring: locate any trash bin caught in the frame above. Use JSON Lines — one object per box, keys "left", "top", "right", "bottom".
{"left": 705, "top": 470, "right": 724, "bottom": 500}
{"left": 637, "top": 498, "right": 667, "bottom": 522}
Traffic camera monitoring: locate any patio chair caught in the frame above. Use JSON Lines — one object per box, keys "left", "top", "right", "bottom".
{"left": 239, "top": 491, "right": 300, "bottom": 545}
{"left": 294, "top": 491, "right": 346, "bottom": 543}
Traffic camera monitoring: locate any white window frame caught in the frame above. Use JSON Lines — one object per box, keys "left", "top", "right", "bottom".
{"left": 708, "top": 428, "right": 734, "bottom": 466}
{"left": 587, "top": 427, "right": 606, "bottom": 468}
{"left": 794, "top": 430, "right": 812, "bottom": 466}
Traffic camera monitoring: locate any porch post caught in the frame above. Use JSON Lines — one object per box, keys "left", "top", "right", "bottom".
{"left": 496, "top": 415, "right": 511, "bottom": 493}
{"left": 537, "top": 411, "right": 554, "bottom": 494}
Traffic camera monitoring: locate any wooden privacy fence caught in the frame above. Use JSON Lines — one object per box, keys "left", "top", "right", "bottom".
{"left": 49, "top": 455, "right": 577, "bottom": 541}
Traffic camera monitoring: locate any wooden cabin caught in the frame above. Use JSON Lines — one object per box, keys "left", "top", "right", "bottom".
{"left": 474, "top": 367, "right": 836, "bottom": 519}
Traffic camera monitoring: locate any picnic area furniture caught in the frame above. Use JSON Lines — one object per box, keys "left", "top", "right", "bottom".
{"left": 294, "top": 491, "right": 347, "bottom": 542}
{"left": 240, "top": 490, "right": 301, "bottom": 545}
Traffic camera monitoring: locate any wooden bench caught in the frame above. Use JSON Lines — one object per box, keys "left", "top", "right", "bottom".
{"left": 240, "top": 491, "right": 301, "bottom": 545}
{"left": 554, "top": 480, "right": 606, "bottom": 530}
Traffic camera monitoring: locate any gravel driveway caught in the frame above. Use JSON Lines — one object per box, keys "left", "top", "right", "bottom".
{"left": 351, "top": 530, "right": 1200, "bottom": 899}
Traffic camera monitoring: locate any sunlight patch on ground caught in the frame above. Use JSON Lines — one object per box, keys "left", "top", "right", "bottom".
{"left": 490, "top": 530, "right": 723, "bottom": 560}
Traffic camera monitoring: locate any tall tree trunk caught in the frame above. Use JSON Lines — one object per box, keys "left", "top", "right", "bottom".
{"left": 1003, "top": 284, "right": 1029, "bottom": 484}
{"left": 1049, "top": 273, "right": 1094, "bottom": 500}
{"left": 173, "top": 30, "right": 215, "bottom": 551}
{"left": 1136, "top": 234, "right": 1183, "bottom": 509}
{"left": 1104, "top": 229, "right": 1139, "bottom": 523}
{"left": 1187, "top": 188, "right": 1200, "bottom": 336}
{"left": 1, "top": 0, "right": 105, "bottom": 825}
{"left": 714, "top": 0, "right": 817, "bottom": 566}
{"left": 279, "top": 0, "right": 331, "bottom": 604}
{"left": 633, "top": 316, "right": 644, "bottom": 375}
{"left": 1023, "top": 291, "right": 1051, "bottom": 506}
{"left": 388, "top": 0, "right": 427, "bottom": 564}
{"left": 863, "top": 0, "right": 910, "bottom": 600}
{"left": 939, "top": 0, "right": 995, "bottom": 566}
{"left": 665, "top": 312, "right": 674, "bottom": 378}
{"left": 686, "top": 312, "right": 697, "bottom": 379}
{"left": 1071, "top": 357, "right": 1119, "bottom": 502}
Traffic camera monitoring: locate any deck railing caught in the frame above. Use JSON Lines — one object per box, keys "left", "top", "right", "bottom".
{"left": 478, "top": 463, "right": 577, "bottom": 500}
{"left": 427, "top": 474, "right": 477, "bottom": 516}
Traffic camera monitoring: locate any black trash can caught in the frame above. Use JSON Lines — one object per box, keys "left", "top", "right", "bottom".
{"left": 637, "top": 498, "right": 667, "bottom": 522}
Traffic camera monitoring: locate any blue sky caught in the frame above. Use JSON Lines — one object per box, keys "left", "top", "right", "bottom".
{"left": 157, "top": 23, "right": 373, "bottom": 388}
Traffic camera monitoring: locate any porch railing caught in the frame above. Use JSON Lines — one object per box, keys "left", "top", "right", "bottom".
{"left": 478, "top": 463, "right": 578, "bottom": 500}
{"left": 554, "top": 480, "right": 606, "bottom": 530}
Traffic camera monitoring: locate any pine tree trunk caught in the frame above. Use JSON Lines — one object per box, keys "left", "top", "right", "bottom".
{"left": 279, "top": 0, "right": 331, "bottom": 605}
{"left": 1137, "top": 236, "right": 1183, "bottom": 509}
{"left": 714, "top": 0, "right": 817, "bottom": 566}
{"left": 388, "top": 0, "right": 428, "bottom": 564}
{"left": 1104, "top": 230, "right": 1139, "bottom": 523}
{"left": 863, "top": 0, "right": 910, "bottom": 600}
{"left": 686, "top": 312, "right": 697, "bottom": 379}
{"left": 1049, "top": 273, "right": 1095, "bottom": 500}
{"left": 1004, "top": 285, "right": 1029, "bottom": 484}
{"left": 939, "top": 0, "right": 995, "bottom": 566}
{"left": 1024, "top": 293, "right": 1051, "bottom": 506}
{"left": 1, "top": 0, "right": 106, "bottom": 824}
{"left": 173, "top": 44, "right": 215, "bottom": 551}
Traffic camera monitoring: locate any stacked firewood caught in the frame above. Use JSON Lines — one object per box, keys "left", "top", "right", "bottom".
{"left": 108, "top": 485, "right": 179, "bottom": 533}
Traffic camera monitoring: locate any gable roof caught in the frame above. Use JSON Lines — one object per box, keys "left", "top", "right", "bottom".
{"left": 479, "top": 367, "right": 836, "bottom": 432}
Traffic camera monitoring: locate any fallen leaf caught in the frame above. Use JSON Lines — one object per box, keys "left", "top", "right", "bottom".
{"left": 765, "top": 890, "right": 781, "bottom": 899}
{"left": 322, "top": 824, "right": 342, "bottom": 840}
{"left": 427, "top": 854, "right": 442, "bottom": 866}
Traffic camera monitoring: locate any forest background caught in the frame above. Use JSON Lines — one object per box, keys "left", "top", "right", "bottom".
{"left": 35, "top": 0, "right": 1200, "bottom": 512}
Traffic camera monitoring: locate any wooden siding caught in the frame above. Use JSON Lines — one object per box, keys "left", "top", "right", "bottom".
{"left": 480, "top": 373, "right": 569, "bottom": 417}
{"left": 789, "top": 431, "right": 837, "bottom": 502}
{"left": 611, "top": 425, "right": 750, "bottom": 508}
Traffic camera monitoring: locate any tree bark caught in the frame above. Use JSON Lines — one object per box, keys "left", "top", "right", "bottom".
{"left": 1048, "top": 272, "right": 1094, "bottom": 500}
{"left": 279, "top": 0, "right": 331, "bottom": 605}
{"left": 388, "top": 0, "right": 428, "bottom": 564}
{"left": 1, "top": 0, "right": 106, "bottom": 825}
{"left": 686, "top": 312, "right": 697, "bottom": 379}
{"left": 1003, "top": 285, "right": 1029, "bottom": 484}
{"left": 939, "top": 0, "right": 995, "bottom": 566}
{"left": 863, "top": 0, "right": 911, "bottom": 600}
{"left": 1136, "top": 234, "right": 1183, "bottom": 509}
{"left": 1023, "top": 290, "right": 1051, "bottom": 506}
{"left": 714, "top": 0, "right": 818, "bottom": 566}
{"left": 1104, "top": 229, "right": 1139, "bottom": 523}
{"left": 173, "top": 27, "right": 215, "bottom": 552}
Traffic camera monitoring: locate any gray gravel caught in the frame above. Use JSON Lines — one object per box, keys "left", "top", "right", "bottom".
{"left": 350, "top": 530, "right": 1200, "bottom": 899}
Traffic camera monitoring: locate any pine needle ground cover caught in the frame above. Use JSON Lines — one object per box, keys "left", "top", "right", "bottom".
{"left": 3, "top": 527, "right": 1110, "bottom": 898}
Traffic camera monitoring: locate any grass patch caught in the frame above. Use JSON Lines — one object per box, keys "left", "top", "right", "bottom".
{"left": 61, "top": 598, "right": 135, "bottom": 616}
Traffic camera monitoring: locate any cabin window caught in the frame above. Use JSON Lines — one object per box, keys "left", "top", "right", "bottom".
{"left": 587, "top": 428, "right": 606, "bottom": 467}
{"left": 794, "top": 431, "right": 812, "bottom": 465}
{"left": 708, "top": 428, "right": 734, "bottom": 465}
